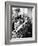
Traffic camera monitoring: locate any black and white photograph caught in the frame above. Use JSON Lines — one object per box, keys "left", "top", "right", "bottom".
{"left": 5, "top": 2, "right": 37, "bottom": 44}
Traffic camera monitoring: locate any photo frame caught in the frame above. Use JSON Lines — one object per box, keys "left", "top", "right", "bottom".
{"left": 5, "top": 1, "right": 37, "bottom": 44}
